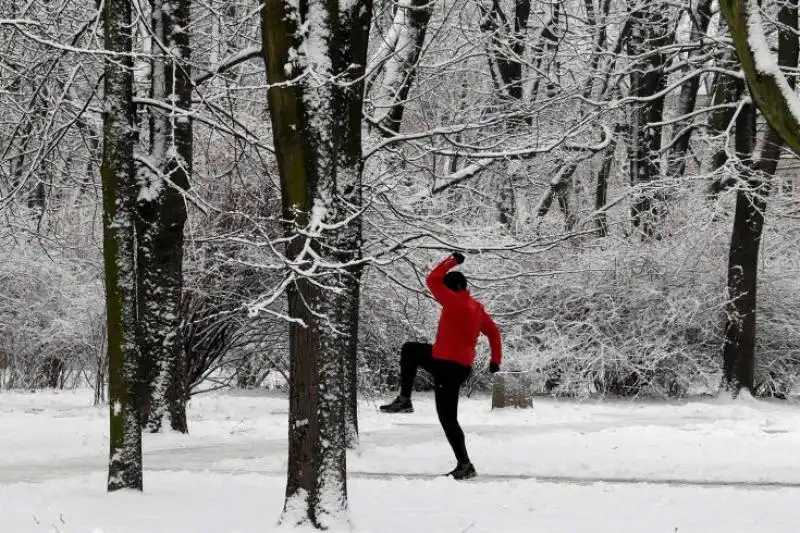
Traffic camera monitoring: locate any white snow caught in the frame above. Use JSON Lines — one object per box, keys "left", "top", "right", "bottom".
{"left": 3, "top": 389, "right": 800, "bottom": 532}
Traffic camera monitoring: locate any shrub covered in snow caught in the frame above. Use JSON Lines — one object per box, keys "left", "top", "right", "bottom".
{"left": 0, "top": 246, "right": 104, "bottom": 389}
{"left": 357, "top": 242, "right": 727, "bottom": 399}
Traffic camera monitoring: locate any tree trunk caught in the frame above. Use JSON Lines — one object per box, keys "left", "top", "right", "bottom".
{"left": 722, "top": 102, "right": 759, "bottom": 394}
{"left": 102, "top": 0, "right": 143, "bottom": 492}
{"left": 627, "top": 4, "right": 671, "bottom": 238}
{"left": 665, "top": 0, "right": 714, "bottom": 179}
{"left": 344, "top": 266, "right": 362, "bottom": 447}
{"left": 367, "top": 0, "right": 433, "bottom": 135}
{"left": 721, "top": 0, "right": 797, "bottom": 395}
{"left": 139, "top": 0, "right": 193, "bottom": 435}
{"left": 534, "top": 160, "right": 579, "bottom": 227}
{"left": 755, "top": 0, "right": 799, "bottom": 177}
{"left": 262, "top": 0, "right": 371, "bottom": 527}
{"left": 583, "top": 0, "right": 617, "bottom": 237}
{"left": 706, "top": 13, "right": 746, "bottom": 191}
{"left": 479, "top": 0, "right": 533, "bottom": 228}
{"left": 706, "top": 47, "right": 745, "bottom": 186}
{"left": 359, "top": 0, "right": 435, "bottom": 443}
{"left": 480, "top": 0, "right": 532, "bottom": 101}
{"left": 594, "top": 124, "right": 624, "bottom": 236}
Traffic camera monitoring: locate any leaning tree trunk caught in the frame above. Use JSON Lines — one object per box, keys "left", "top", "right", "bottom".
{"left": 721, "top": 0, "right": 798, "bottom": 395}
{"left": 139, "top": 0, "right": 193, "bottom": 434}
{"left": 262, "top": 0, "right": 371, "bottom": 527}
{"left": 102, "top": 0, "right": 143, "bottom": 492}
{"left": 367, "top": 0, "right": 433, "bottom": 135}
{"left": 721, "top": 0, "right": 800, "bottom": 156}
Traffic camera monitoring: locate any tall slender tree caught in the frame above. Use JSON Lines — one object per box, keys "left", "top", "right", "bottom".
{"left": 706, "top": 45, "right": 746, "bottom": 188}
{"left": 262, "top": 0, "right": 372, "bottom": 527}
{"left": 665, "top": 0, "right": 715, "bottom": 180}
{"left": 479, "top": 0, "right": 534, "bottom": 227}
{"left": 626, "top": 2, "right": 673, "bottom": 237}
{"left": 102, "top": 0, "right": 143, "bottom": 491}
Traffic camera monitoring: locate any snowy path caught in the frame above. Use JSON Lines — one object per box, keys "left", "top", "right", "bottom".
{"left": 3, "top": 390, "right": 800, "bottom": 532}
{"left": 150, "top": 467, "right": 800, "bottom": 490}
{"left": 0, "top": 402, "right": 708, "bottom": 484}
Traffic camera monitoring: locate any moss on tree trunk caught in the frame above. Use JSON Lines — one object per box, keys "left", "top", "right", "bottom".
{"left": 102, "top": 0, "right": 143, "bottom": 492}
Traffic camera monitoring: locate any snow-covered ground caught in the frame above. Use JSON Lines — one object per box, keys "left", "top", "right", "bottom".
{"left": 3, "top": 389, "right": 800, "bottom": 532}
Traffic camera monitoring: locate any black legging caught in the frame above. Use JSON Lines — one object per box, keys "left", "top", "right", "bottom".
{"left": 399, "top": 342, "right": 472, "bottom": 465}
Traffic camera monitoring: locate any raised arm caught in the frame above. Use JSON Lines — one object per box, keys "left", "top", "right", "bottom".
{"left": 426, "top": 254, "right": 461, "bottom": 305}
{"left": 481, "top": 312, "right": 502, "bottom": 366}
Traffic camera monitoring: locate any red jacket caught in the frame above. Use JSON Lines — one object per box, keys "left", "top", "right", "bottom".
{"left": 426, "top": 256, "right": 502, "bottom": 368}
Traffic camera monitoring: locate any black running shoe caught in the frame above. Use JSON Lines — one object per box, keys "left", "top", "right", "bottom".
{"left": 447, "top": 462, "right": 477, "bottom": 480}
{"left": 379, "top": 396, "right": 414, "bottom": 413}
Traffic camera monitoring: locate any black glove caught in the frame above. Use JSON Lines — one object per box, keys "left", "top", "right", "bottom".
{"left": 452, "top": 251, "right": 465, "bottom": 264}
{"left": 489, "top": 362, "right": 500, "bottom": 374}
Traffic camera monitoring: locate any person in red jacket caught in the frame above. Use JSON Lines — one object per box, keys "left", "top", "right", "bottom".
{"left": 380, "top": 252, "right": 502, "bottom": 480}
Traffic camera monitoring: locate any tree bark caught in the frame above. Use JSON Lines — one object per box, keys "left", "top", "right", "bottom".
{"left": 534, "top": 160, "right": 579, "bottom": 227}
{"left": 262, "top": 0, "right": 371, "bottom": 527}
{"left": 594, "top": 124, "right": 625, "bottom": 236}
{"left": 134, "top": 0, "right": 192, "bottom": 433}
{"left": 344, "top": 267, "right": 362, "bottom": 447}
{"left": 359, "top": 0, "right": 435, "bottom": 443}
{"left": 755, "top": 0, "right": 799, "bottom": 176}
{"left": 722, "top": 101, "right": 759, "bottom": 394}
{"left": 627, "top": 3, "right": 672, "bottom": 238}
{"left": 665, "top": 0, "right": 714, "bottom": 179}
{"left": 582, "top": 0, "right": 616, "bottom": 236}
{"left": 721, "top": 0, "right": 798, "bottom": 395}
{"left": 367, "top": 0, "right": 433, "bottom": 135}
{"left": 479, "top": 0, "right": 533, "bottom": 228}
{"left": 706, "top": 47, "right": 746, "bottom": 186}
{"left": 102, "top": 0, "right": 143, "bottom": 492}
{"left": 480, "top": 0, "right": 532, "bottom": 102}
{"left": 138, "top": 0, "right": 193, "bottom": 435}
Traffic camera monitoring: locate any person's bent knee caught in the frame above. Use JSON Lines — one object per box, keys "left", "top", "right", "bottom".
{"left": 400, "top": 342, "right": 415, "bottom": 360}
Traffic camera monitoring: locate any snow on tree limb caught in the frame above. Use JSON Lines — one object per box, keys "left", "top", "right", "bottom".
{"left": 0, "top": 19, "right": 40, "bottom": 26}
{"left": 720, "top": 0, "right": 800, "bottom": 154}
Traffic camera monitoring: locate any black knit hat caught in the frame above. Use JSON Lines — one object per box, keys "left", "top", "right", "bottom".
{"left": 443, "top": 271, "right": 467, "bottom": 292}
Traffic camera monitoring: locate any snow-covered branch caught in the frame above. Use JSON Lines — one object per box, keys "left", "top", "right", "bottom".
{"left": 719, "top": 0, "right": 800, "bottom": 154}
